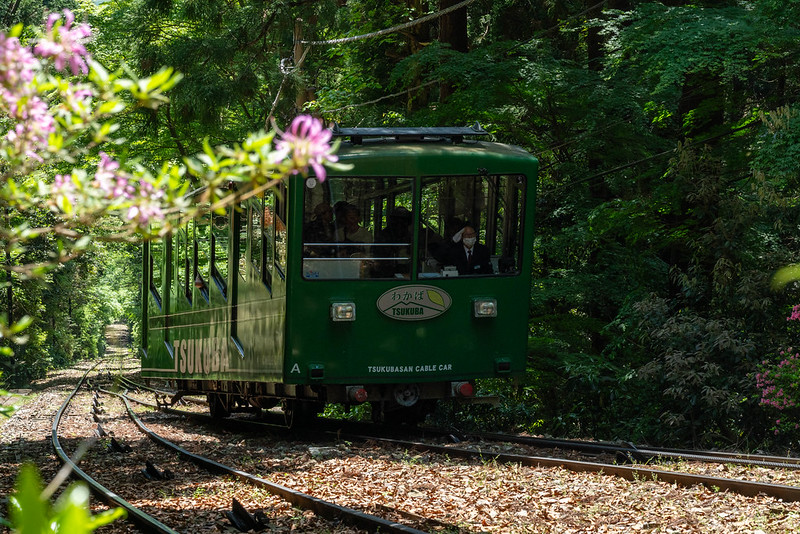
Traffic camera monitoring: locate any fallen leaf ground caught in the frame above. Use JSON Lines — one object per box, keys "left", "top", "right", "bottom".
{"left": 2, "top": 325, "right": 800, "bottom": 533}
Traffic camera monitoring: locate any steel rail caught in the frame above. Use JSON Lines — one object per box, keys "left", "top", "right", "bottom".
{"left": 343, "top": 434, "right": 800, "bottom": 503}
{"left": 110, "top": 389, "right": 430, "bottom": 534}
{"left": 51, "top": 366, "right": 181, "bottom": 534}
{"left": 116, "top": 390, "right": 800, "bottom": 503}
{"left": 117, "top": 375, "right": 207, "bottom": 406}
{"left": 468, "top": 432, "right": 800, "bottom": 470}
{"left": 636, "top": 445, "right": 800, "bottom": 467}
{"left": 117, "top": 375, "right": 173, "bottom": 395}
{"left": 112, "top": 387, "right": 289, "bottom": 432}
{"left": 118, "top": 377, "right": 800, "bottom": 471}
{"left": 119, "top": 378, "right": 800, "bottom": 471}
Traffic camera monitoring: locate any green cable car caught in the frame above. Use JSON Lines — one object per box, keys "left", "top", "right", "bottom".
{"left": 141, "top": 126, "right": 538, "bottom": 424}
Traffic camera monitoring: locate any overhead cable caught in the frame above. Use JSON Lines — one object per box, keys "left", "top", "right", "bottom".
{"left": 299, "top": 0, "right": 479, "bottom": 46}
{"left": 321, "top": 81, "right": 438, "bottom": 114}
{"left": 543, "top": 121, "right": 760, "bottom": 195}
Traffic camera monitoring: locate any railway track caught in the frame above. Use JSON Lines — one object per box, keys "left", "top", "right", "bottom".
{"left": 119, "top": 376, "right": 796, "bottom": 467}
{"left": 460, "top": 431, "right": 800, "bottom": 470}
{"left": 52, "top": 368, "right": 459, "bottom": 533}
{"left": 118, "top": 378, "right": 800, "bottom": 505}
{"left": 17, "top": 332, "right": 797, "bottom": 532}
{"left": 336, "top": 432, "right": 800, "bottom": 502}
{"left": 51, "top": 364, "right": 179, "bottom": 534}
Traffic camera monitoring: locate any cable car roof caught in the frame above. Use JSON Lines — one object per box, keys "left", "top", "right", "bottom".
{"left": 331, "top": 123, "right": 488, "bottom": 144}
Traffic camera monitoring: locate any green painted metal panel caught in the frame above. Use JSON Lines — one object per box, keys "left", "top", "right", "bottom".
{"left": 283, "top": 139, "right": 538, "bottom": 385}
{"left": 143, "top": 137, "right": 538, "bottom": 392}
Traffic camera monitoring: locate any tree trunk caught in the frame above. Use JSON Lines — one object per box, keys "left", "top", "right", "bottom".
{"left": 5, "top": 249, "right": 11, "bottom": 325}
{"left": 294, "top": 18, "right": 308, "bottom": 113}
{"left": 438, "top": 0, "right": 468, "bottom": 102}
{"left": 3, "top": 0, "right": 21, "bottom": 26}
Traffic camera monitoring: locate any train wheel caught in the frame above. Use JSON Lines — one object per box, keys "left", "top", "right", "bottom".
{"left": 372, "top": 400, "right": 436, "bottom": 426}
{"left": 207, "top": 393, "right": 231, "bottom": 418}
{"left": 282, "top": 400, "right": 322, "bottom": 428}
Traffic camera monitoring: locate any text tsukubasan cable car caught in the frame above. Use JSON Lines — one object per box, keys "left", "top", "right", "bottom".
{"left": 141, "top": 125, "right": 538, "bottom": 424}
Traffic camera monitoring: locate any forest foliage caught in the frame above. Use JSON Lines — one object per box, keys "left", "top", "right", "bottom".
{"left": 4, "top": 0, "right": 800, "bottom": 450}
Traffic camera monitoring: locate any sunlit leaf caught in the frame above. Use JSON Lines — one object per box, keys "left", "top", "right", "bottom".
{"left": 10, "top": 464, "right": 48, "bottom": 534}
{"left": 771, "top": 264, "right": 800, "bottom": 291}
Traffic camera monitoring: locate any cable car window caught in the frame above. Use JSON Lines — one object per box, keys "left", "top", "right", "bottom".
{"left": 250, "top": 199, "right": 263, "bottom": 277}
{"left": 260, "top": 190, "right": 275, "bottom": 289}
{"left": 194, "top": 211, "right": 211, "bottom": 301}
{"left": 211, "top": 208, "right": 229, "bottom": 297}
{"left": 237, "top": 207, "right": 247, "bottom": 281}
{"left": 266, "top": 192, "right": 276, "bottom": 275}
{"left": 302, "top": 176, "right": 414, "bottom": 280}
{"left": 149, "top": 240, "right": 163, "bottom": 308}
{"left": 275, "top": 180, "right": 287, "bottom": 277}
{"left": 176, "top": 228, "right": 191, "bottom": 303}
{"left": 419, "top": 174, "right": 526, "bottom": 278}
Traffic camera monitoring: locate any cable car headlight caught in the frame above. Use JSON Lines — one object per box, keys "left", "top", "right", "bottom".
{"left": 473, "top": 298, "right": 497, "bottom": 318}
{"left": 331, "top": 302, "right": 356, "bottom": 322}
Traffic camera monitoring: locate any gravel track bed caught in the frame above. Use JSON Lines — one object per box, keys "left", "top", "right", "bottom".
{"left": 125, "top": 397, "right": 800, "bottom": 533}
{"left": 76, "top": 389, "right": 363, "bottom": 533}
{"left": 3, "top": 325, "right": 800, "bottom": 533}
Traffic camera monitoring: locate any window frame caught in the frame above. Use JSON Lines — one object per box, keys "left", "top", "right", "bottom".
{"left": 299, "top": 173, "right": 527, "bottom": 281}
{"left": 210, "top": 208, "right": 229, "bottom": 298}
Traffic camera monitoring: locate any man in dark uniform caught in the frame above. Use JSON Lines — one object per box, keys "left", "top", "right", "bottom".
{"left": 446, "top": 225, "right": 493, "bottom": 275}
{"left": 303, "top": 203, "right": 336, "bottom": 257}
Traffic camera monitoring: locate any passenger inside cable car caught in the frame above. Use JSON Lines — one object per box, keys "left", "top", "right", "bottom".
{"left": 303, "top": 203, "right": 336, "bottom": 258}
{"left": 372, "top": 206, "right": 413, "bottom": 278}
{"left": 305, "top": 203, "right": 335, "bottom": 242}
{"left": 336, "top": 204, "right": 373, "bottom": 248}
{"left": 443, "top": 225, "right": 493, "bottom": 275}
{"left": 301, "top": 173, "right": 525, "bottom": 280}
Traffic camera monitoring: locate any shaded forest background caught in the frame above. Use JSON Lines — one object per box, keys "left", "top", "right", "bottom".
{"left": 4, "top": 0, "right": 800, "bottom": 450}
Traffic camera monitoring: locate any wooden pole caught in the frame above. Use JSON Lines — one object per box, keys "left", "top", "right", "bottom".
{"left": 293, "top": 18, "right": 307, "bottom": 113}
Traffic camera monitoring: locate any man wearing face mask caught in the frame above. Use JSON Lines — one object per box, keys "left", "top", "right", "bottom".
{"left": 446, "top": 225, "right": 493, "bottom": 275}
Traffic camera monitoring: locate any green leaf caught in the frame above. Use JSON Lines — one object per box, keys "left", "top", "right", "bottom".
{"left": 85, "top": 507, "right": 126, "bottom": 529}
{"left": 97, "top": 101, "right": 124, "bottom": 115}
{"left": 10, "top": 464, "right": 48, "bottom": 534}
{"left": 771, "top": 264, "right": 800, "bottom": 291}
{"left": 427, "top": 290, "right": 445, "bottom": 307}
{"left": 51, "top": 484, "right": 92, "bottom": 534}
{"left": 9, "top": 316, "right": 33, "bottom": 335}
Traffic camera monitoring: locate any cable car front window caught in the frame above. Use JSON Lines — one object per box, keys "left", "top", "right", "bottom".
{"left": 302, "top": 176, "right": 414, "bottom": 280}
{"left": 301, "top": 174, "right": 525, "bottom": 280}
{"left": 419, "top": 174, "right": 526, "bottom": 278}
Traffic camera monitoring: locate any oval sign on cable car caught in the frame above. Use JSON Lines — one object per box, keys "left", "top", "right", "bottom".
{"left": 376, "top": 285, "right": 452, "bottom": 321}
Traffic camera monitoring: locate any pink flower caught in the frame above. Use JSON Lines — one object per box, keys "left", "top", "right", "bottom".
{"left": 0, "top": 34, "right": 38, "bottom": 88}
{"left": 33, "top": 10, "right": 92, "bottom": 75}
{"left": 4, "top": 95, "right": 55, "bottom": 160}
{"left": 93, "top": 152, "right": 135, "bottom": 199}
{"left": 59, "top": 82, "right": 93, "bottom": 116}
{"left": 275, "top": 115, "right": 337, "bottom": 182}
{"left": 126, "top": 201, "right": 164, "bottom": 225}
{"left": 52, "top": 173, "right": 76, "bottom": 206}
{"left": 53, "top": 173, "right": 73, "bottom": 192}
{"left": 125, "top": 181, "right": 165, "bottom": 225}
